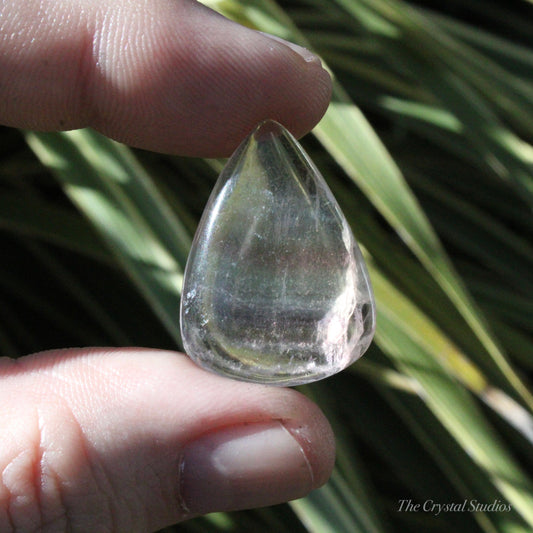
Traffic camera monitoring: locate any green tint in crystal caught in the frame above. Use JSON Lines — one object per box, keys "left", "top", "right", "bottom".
{"left": 180, "top": 120, "right": 375, "bottom": 386}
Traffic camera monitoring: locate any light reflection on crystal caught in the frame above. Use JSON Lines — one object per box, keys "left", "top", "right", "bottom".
{"left": 180, "top": 120, "right": 375, "bottom": 386}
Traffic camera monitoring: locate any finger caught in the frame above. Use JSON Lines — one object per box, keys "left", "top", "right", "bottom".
{"left": 0, "top": 0, "right": 331, "bottom": 156}
{"left": 0, "top": 348, "right": 335, "bottom": 532}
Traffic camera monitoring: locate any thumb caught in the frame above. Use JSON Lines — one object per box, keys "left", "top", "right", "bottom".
{"left": 0, "top": 348, "right": 335, "bottom": 532}
{"left": 0, "top": 0, "right": 331, "bottom": 156}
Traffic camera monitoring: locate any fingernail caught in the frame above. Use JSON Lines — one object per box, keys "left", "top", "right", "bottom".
{"left": 260, "top": 32, "right": 322, "bottom": 64}
{"left": 179, "top": 421, "right": 314, "bottom": 514}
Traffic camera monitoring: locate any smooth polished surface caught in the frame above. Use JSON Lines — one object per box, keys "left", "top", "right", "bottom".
{"left": 180, "top": 120, "right": 375, "bottom": 385}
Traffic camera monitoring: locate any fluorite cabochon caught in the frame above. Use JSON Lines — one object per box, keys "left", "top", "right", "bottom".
{"left": 180, "top": 120, "right": 375, "bottom": 386}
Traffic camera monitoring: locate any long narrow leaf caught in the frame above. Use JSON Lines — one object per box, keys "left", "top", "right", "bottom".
{"left": 25, "top": 129, "right": 190, "bottom": 346}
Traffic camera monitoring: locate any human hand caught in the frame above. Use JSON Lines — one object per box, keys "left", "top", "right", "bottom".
{"left": 1, "top": 349, "right": 334, "bottom": 531}
{"left": 0, "top": 0, "right": 331, "bottom": 157}
{"left": 0, "top": 0, "right": 334, "bottom": 531}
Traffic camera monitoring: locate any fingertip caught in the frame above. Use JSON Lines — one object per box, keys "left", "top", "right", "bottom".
{"left": 86, "top": 1, "right": 332, "bottom": 155}
{"left": 4, "top": 348, "right": 336, "bottom": 529}
{"left": 282, "top": 389, "right": 336, "bottom": 489}
{"left": 179, "top": 420, "right": 313, "bottom": 515}
{"left": 1, "top": 0, "right": 331, "bottom": 155}
{"left": 178, "top": 392, "right": 335, "bottom": 516}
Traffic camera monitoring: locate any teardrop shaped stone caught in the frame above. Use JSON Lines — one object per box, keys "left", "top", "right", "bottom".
{"left": 180, "top": 120, "right": 375, "bottom": 386}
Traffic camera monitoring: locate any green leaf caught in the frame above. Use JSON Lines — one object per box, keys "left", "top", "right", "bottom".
{"left": 25, "top": 129, "right": 191, "bottom": 347}
{"left": 371, "top": 262, "right": 533, "bottom": 527}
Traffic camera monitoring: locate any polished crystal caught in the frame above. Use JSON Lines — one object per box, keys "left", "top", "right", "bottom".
{"left": 180, "top": 120, "right": 375, "bottom": 386}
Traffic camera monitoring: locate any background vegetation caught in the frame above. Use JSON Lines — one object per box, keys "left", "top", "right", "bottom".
{"left": 1, "top": 0, "right": 532, "bottom": 531}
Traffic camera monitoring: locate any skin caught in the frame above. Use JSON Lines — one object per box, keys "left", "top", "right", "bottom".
{"left": 0, "top": 0, "right": 335, "bottom": 531}
{"left": 0, "top": 0, "right": 331, "bottom": 156}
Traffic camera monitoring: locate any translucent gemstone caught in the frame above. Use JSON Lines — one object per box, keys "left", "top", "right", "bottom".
{"left": 180, "top": 120, "right": 375, "bottom": 386}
